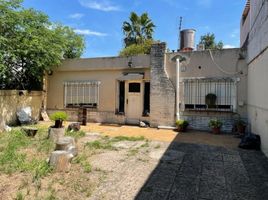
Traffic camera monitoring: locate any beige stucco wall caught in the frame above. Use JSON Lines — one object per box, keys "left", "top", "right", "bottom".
{"left": 247, "top": 48, "right": 268, "bottom": 156}
{"left": 47, "top": 55, "right": 151, "bottom": 122}
{"left": 165, "top": 49, "right": 248, "bottom": 117}
{"left": 0, "top": 90, "right": 42, "bottom": 127}
{"left": 244, "top": 0, "right": 268, "bottom": 156}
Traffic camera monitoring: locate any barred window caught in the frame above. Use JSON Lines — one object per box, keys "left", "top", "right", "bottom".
{"left": 64, "top": 81, "right": 100, "bottom": 108}
{"left": 182, "top": 78, "right": 236, "bottom": 112}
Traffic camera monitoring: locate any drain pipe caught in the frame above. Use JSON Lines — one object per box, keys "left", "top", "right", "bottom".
{"left": 176, "top": 58, "right": 180, "bottom": 120}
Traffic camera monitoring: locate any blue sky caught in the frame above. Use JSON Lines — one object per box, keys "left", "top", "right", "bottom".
{"left": 23, "top": 0, "right": 246, "bottom": 58}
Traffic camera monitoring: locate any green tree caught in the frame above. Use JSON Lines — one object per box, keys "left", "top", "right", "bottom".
{"left": 122, "top": 12, "right": 155, "bottom": 47}
{"left": 119, "top": 40, "right": 153, "bottom": 57}
{"left": 199, "top": 33, "right": 223, "bottom": 50}
{"left": 0, "top": 0, "right": 85, "bottom": 90}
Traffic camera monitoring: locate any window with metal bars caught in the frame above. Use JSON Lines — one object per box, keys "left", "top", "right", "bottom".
{"left": 64, "top": 81, "right": 100, "bottom": 108}
{"left": 181, "top": 78, "right": 236, "bottom": 112}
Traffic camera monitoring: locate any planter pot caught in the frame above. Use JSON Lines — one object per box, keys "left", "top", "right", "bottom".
{"left": 177, "top": 126, "right": 187, "bottom": 132}
{"left": 237, "top": 125, "right": 246, "bottom": 134}
{"left": 48, "top": 126, "right": 65, "bottom": 142}
{"left": 22, "top": 127, "right": 38, "bottom": 137}
{"left": 55, "top": 120, "right": 63, "bottom": 128}
{"left": 211, "top": 127, "right": 221, "bottom": 134}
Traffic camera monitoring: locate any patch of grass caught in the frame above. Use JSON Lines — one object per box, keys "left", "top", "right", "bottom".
{"left": 140, "top": 141, "right": 149, "bottom": 148}
{"left": 0, "top": 129, "right": 52, "bottom": 179}
{"left": 72, "top": 154, "right": 92, "bottom": 173}
{"left": 127, "top": 148, "right": 139, "bottom": 156}
{"left": 154, "top": 144, "right": 161, "bottom": 149}
{"left": 37, "top": 139, "right": 54, "bottom": 153}
{"left": 110, "top": 136, "right": 145, "bottom": 142}
{"left": 85, "top": 140, "right": 115, "bottom": 150}
{"left": 65, "top": 130, "right": 86, "bottom": 139}
{"left": 15, "top": 191, "right": 25, "bottom": 200}
{"left": 85, "top": 135, "right": 146, "bottom": 151}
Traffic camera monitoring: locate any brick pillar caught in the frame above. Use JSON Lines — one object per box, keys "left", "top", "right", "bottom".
{"left": 150, "top": 42, "right": 175, "bottom": 127}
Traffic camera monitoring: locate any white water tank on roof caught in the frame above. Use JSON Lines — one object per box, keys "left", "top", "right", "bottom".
{"left": 180, "top": 29, "right": 196, "bottom": 51}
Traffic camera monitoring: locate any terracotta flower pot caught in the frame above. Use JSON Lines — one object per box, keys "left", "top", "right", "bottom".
{"left": 212, "top": 127, "right": 221, "bottom": 134}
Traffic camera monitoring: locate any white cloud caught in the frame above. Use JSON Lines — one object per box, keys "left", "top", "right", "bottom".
{"left": 196, "top": 0, "right": 212, "bottom": 8}
{"left": 223, "top": 44, "right": 236, "bottom": 49}
{"left": 79, "top": 0, "right": 121, "bottom": 12}
{"left": 69, "top": 13, "right": 84, "bottom": 19}
{"left": 74, "top": 29, "right": 108, "bottom": 36}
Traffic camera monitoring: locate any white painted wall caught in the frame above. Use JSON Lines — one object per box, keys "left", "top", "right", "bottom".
{"left": 245, "top": 0, "right": 268, "bottom": 156}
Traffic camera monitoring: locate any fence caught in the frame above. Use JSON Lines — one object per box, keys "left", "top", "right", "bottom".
{"left": 0, "top": 90, "right": 43, "bottom": 127}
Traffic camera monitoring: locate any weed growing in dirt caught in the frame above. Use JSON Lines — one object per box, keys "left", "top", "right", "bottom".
{"left": 110, "top": 136, "right": 145, "bottom": 142}
{"left": 15, "top": 191, "right": 25, "bottom": 200}
{"left": 0, "top": 129, "right": 52, "bottom": 178}
{"left": 72, "top": 154, "right": 92, "bottom": 173}
{"left": 65, "top": 130, "right": 86, "bottom": 139}
{"left": 85, "top": 135, "right": 146, "bottom": 151}
{"left": 127, "top": 148, "right": 139, "bottom": 156}
{"left": 85, "top": 140, "right": 115, "bottom": 150}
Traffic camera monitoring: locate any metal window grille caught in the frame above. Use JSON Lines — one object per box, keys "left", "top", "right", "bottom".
{"left": 181, "top": 78, "right": 236, "bottom": 112}
{"left": 64, "top": 81, "right": 100, "bottom": 108}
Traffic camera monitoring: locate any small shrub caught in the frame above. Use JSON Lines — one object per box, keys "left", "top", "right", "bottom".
{"left": 50, "top": 111, "right": 68, "bottom": 128}
{"left": 175, "top": 120, "right": 189, "bottom": 132}
{"left": 50, "top": 111, "right": 68, "bottom": 121}
{"left": 208, "top": 119, "right": 223, "bottom": 128}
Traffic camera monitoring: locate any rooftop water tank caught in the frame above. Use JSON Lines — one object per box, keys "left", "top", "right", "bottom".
{"left": 180, "top": 29, "right": 196, "bottom": 51}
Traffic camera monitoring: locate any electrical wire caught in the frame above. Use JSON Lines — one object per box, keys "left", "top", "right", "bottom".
{"left": 209, "top": 50, "right": 241, "bottom": 75}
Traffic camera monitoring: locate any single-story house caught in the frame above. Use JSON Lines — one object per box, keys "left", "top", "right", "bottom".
{"left": 46, "top": 44, "right": 247, "bottom": 132}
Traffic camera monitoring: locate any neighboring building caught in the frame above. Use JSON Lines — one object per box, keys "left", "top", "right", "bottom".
{"left": 240, "top": 0, "right": 268, "bottom": 156}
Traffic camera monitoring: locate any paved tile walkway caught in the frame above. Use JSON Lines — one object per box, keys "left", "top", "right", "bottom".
{"left": 136, "top": 142, "right": 268, "bottom": 200}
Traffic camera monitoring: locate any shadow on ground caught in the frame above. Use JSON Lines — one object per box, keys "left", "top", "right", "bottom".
{"left": 135, "top": 133, "right": 268, "bottom": 200}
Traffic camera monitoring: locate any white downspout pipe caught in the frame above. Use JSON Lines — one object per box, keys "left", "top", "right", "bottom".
{"left": 176, "top": 58, "right": 180, "bottom": 120}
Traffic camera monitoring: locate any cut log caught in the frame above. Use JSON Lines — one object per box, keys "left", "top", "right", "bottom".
{"left": 55, "top": 137, "right": 77, "bottom": 157}
{"left": 48, "top": 127, "right": 65, "bottom": 142}
{"left": 49, "top": 150, "right": 73, "bottom": 172}
{"left": 41, "top": 110, "right": 50, "bottom": 122}
{"left": 22, "top": 127, "right": 38, "bottom": 137}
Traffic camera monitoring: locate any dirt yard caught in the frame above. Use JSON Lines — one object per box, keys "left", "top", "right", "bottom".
{"left": 0, "top": 122, "right": 244, "bottom": 199}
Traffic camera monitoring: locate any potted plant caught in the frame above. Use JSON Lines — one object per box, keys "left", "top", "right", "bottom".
{"left": 48, "top": 111, "right": 68, "bottom": 142}
{"left": 50, "top": 111, "right": 68, "bottom": 128}
{"left": 208, "top": 119, "right": 223, "bottom": 134}
{"left": 235, "top": 119, "right": 247, "bottom": 134}
{"left": 205, "top": 93, "right": 217, "bottom": 108}
{"left": 176, "top": 120, "right": 189, "bottom": 132}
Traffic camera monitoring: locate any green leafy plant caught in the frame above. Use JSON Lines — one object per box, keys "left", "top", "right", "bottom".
{"left": 208, "top": 119, "right": 223, "bottom": 128}
{"left": 50, "top": 111, "right": 68, "bottom": 128}
{"left": 175, "top": 120, "right": 189, "bottom": 132}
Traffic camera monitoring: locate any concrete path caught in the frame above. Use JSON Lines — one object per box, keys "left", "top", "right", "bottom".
{"left": 135, "top": 142, "right": 268, "bottom": 200}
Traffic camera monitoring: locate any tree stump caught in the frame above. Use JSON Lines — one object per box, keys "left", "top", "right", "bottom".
{"left": 48, "top": 127, "right": 65, "bottom": 142}
{"left": 22, "top": 127, "right": 38, "bottom": 137}
{"left": 55, "top": 137, "right": 77, "bottom": 157}
{"left": 49, "top": 150, "right": 73, "bottom": 172}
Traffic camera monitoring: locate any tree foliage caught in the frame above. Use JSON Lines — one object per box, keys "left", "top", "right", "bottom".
{"left": 199, "top": 33, "right": 223, "bottom": 50}
{"left": 122, "top": 12, "right": 155, "bottom": 54}
{"left": 0, "top": 0, "right": 85, "bottom": 90}
{"left": 119, "top": 40, "right": 153, "bottom": 57}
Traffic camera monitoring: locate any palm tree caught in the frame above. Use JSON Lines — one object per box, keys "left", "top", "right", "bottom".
{"left": 123, "top": 12, "right": 155, "bottom": 47}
